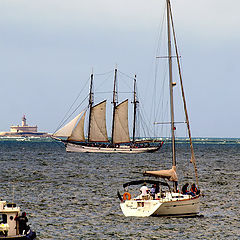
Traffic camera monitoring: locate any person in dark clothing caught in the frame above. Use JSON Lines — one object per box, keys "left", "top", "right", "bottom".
{"left": 15, "top": 212, "right": 28, "bottom": 235}
{"left": 190, "top": 183, "right": 200, "bottom": 195}
{"left": 182, "top": 183, "right": 189, "bottom": 194}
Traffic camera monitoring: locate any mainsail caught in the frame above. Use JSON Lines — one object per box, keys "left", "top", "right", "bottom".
{"left": 53, "top": 112, "right": 84, "bottom": 138}
{"left": 112, "top": 99, "right": 130, "bottom": 144}
{"left": 68, "top": 111, "right": 86, "bottom": 141}
{"left": 88, "top": 100, "right": 108, "bottom": 142}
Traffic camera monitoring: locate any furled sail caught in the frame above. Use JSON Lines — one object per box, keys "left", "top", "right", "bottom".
{"left": 89, "top": 100, "right": 108, "bottom": 142}
{"left": 144, "top": 166, "right": 178, "bottom": 182}
{"left": 68, "top": 111, "right": 86, "bottom": 141}
{"left": 53, "top": 112, "right": 84, "bottom": 137}
{"left": 112, "top": 99, "right": 130, "bottom": 144}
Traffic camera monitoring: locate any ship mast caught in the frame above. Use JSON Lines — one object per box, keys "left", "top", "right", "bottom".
{"left": 132, "top": 75, "right": 138, "bottom": 143}
{"left": 168, "top": 2, "right": 199, "bottom": 187}
{"left": 167, "top": 0, "right": 177, "bottom": 191}
{"left": 111, "top": 68, "right": 118, "bottom": 144}
{"left": 87, "top": 73, "right": 94, "bottom": 142}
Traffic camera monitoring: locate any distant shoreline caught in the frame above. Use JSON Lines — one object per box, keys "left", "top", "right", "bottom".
{"left": 0, "top": 132, "right": 51, "bottom": 137}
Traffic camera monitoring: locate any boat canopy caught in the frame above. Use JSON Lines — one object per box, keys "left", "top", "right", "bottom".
{"left": 144, "top": 166, "right": 178, "bottom": 182}
{"left": 123, "top": 179, "right": 170, "bottom": 189}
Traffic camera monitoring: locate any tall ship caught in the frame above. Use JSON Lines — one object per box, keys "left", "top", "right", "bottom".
{"left": 53, "top": 69, "right": 163, "bottom": 153}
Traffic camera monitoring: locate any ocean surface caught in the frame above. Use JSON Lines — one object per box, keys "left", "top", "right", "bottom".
{"left": 0, "top": 138, "right": 239, "bottom": 239}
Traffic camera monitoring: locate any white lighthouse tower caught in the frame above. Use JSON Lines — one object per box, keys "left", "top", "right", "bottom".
{"left": 22, "top": 115, "right": 27, "bottom": 127}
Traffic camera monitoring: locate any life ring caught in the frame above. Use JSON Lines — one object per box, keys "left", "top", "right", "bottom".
{"left": 123, "top": 192, "right": 131, "bottom": 200}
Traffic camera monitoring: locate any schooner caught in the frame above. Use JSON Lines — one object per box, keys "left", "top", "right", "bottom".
{"left": 52, "top": 69, "right": 162, "bottom": 153}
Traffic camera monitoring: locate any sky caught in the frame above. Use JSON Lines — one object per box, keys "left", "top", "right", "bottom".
{"left": 0, "top": 0, "right": 240, "bottom": 138}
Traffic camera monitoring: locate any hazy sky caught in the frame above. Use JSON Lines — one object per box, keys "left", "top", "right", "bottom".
{"left": 0, "top": 0, "right": 240, "bottom": 137}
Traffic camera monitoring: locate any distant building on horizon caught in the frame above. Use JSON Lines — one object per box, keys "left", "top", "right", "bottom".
{"left": 10, "top": 115, "right": 38, "bottom": 133}
{"left": 0, "top": 115, "right": 50, "bottom": 137}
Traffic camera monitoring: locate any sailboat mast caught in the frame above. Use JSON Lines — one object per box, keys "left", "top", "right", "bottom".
{"left": 168, "top": 3, "right": 199, "bottom": 186}
{"left": 111, "top": 68, "right": 118, "bottom": 144}
{"left": 167, "top": 0, "right": 176, "bottom": 168}
{"left": 88, "top": 73, "right": 94, "bottom": 142}
{"left": 132, "top": 75, "right": 138, "bottom": 143}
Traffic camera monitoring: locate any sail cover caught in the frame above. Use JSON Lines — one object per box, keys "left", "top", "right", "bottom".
{"left": 68, "top": 111, "right": 86, "bottom": 141}
{"left": 53, "top": 112, "right": 84, "bottom": 137}
{"left": 144, "top": 166, "right": 178, "bottom": 182}
{"left": 89, "top": 100, "right": 108, "bottom": 142}
{"left": 112, "top": 99, "right": 130, "bottom": 144}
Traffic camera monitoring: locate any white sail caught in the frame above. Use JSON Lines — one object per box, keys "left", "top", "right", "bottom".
{"left": 68, "top": 111, "right": 86, "bottom": 141}
{"left": 53, "top": 112, "right": 84, "bottom": 137}
{"left": 89, "top": 100, "right": 108, "bottom": 142}
{"left": 113, "top": 99, "right": 130, "bottom": 144}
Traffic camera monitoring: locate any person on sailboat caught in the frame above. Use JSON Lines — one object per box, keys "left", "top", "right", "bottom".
{"left": 181, "top": 183, "right": 189, "bottom": 194}
{"left": 190, "top": 183, "right": 200, "bottom": 196}
{"left": 150, "top": 184, "right": 156, "bottom": 199}
{"left": 140, "top": 183, "right": 149, "bottom": 199}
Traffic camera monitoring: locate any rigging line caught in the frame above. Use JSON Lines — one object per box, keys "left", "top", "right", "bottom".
{"left": 95, "top": 71, "right": 113, "bottom": 92}
{"left": 95, "top": 69, "right": 114, "bottom": 76}
{"left": 155, "top": 61, "right": 169, "bottom": 136}
{"left": 139, "top": 105, "right": 154, "bottom": 137}
{"left": 95, "top": 91, "right": 112, "bottom": 94}
{"left": 54, "top": 95, "right": 89, "bottom": 134}
{"left": 139, "top": 102, "right": 154, "bottom": 135}
{"left": 169, "top": 1, "right": 199, "bottom": 187}
{"left": 118, "top": 91, "right": 132, "bottom": 94}
{"left": 118, "top": 70, "right": 135, "bottom": 80}
{"left": 118, "top": 74, "right": 132, "bottom": 92}
{"left": 151, "top": 2, "right": 167, "bottom": 129}
{"left": 54, "top": 77, "right": 90, "bottom": 133}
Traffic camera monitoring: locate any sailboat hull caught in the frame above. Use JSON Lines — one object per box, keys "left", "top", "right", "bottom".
{"left": 66, "top": 142, "right": 160, "bottom": 153}
{"left": 120, "top": 195, "right": 200, "bottom": 217}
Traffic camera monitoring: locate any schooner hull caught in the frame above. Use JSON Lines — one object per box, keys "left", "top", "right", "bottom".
{"left": 120, "top": 196, "right": 200, "bottom": 217}
{"left": 66, "top": 142, "right": 160, "bottom": 153}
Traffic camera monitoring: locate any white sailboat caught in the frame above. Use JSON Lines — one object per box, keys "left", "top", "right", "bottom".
{"left": 53, "top": 69, "right": 163, "bottom": 153}
{"left": 119, "top": 0, "right": 201, "bottom": 217}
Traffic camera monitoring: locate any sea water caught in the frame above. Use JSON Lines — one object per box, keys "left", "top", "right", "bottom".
{"left": 0, "top": 138, "right": 239, "bottom": 239}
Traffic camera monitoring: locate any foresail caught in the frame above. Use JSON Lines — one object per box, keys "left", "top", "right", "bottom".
{"left": 89, "top": 100, "right": 108, "bottom": 142}
{"left": 112, "top": 99, "right": 130, "bottom": 144}
{"left": 144, "top": 166, "right": 178, "bottom": 182}
{"left": 53, "top": 112, "right": 83, "bottom": 138}
{"left": 68, "top": 111, "right": 86, "bottom": 141}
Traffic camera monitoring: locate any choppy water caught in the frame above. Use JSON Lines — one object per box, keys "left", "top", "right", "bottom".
{"left": 0, "top": 139, "right": 239, "bottom": 239}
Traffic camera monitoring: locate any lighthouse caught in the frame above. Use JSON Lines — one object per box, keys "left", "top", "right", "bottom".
{"left": 22, "top": 115, "right": 27, "bottom": 127}
{"left": 10, "top": 115, "right": 37, "bottom": 133}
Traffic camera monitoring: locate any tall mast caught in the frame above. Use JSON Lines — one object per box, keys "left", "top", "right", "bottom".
{"left": 132, "top": 75, "right": 138, "bottom": 143}
{"left": 167, "top": 0, "right": 176, "bottom": 166}
{"left": 168, "top": 2, "right": 199, "bottom": 186}
{"left": 167, "top": 0, "right": 177, "bottom": 191}
{"left": 88, "top": 73, "right": 94, "bottom": 142}
{"left": 111, "top": 68, "right": 118, "bottom": 144}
